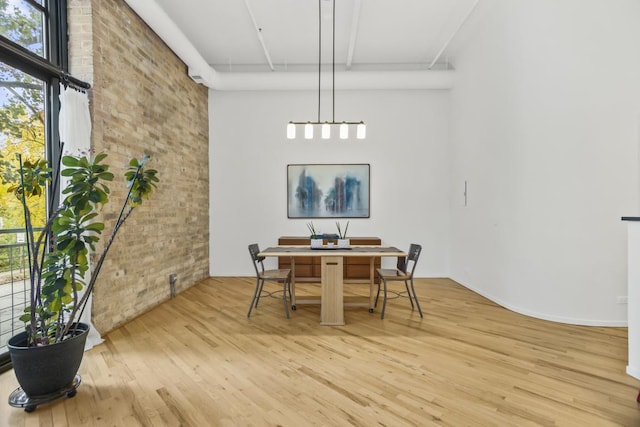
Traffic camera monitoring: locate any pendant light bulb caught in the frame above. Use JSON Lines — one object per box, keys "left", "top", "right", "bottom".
{"left": 287, "top": 122, "right": 296, "bottom": 139}
{"left": 339, "top": 122, "right": 348, "bottom": 139}
{"left": 304, "top": 122, "right": 313, "bottom": 139}
{"left": 356, "top": 122, "right": 366, "bottom": 139}
{"left": 322, "top": 122, "right": 331, "bottom": 139}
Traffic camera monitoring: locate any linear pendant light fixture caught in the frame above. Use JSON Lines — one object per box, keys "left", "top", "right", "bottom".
{"left": 287, "top": 0, "right": 366, "bottom": 140}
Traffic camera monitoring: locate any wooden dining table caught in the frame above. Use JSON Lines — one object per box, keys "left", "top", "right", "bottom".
{"left": 258, "top": 245, "right": 406, "bottom": 325}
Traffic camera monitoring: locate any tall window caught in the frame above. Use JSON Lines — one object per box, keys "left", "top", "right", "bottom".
{"left": 0, "top": 0, "right": 73, "bottom": 370}
{"left": 0, "top": 2, "right": 48, "bottom": 220}
{"left": 1, "top": 0, "right": 45, "bottom": 56}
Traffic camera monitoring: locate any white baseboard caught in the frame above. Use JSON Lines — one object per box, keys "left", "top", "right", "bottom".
{"left": 449, "top": 275, "right": 628, "bottom": 327}
{"left": 626, "top": 365, "right": 640, "bottom": 380}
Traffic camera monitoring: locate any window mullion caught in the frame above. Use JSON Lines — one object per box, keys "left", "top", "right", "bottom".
{"left": 24, "top": 0, "right": 46, "bottom": 13}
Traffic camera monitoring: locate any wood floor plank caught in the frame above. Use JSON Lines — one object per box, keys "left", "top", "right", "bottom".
{"left": 0, "top": 277, "right": 638, "bottom": 426}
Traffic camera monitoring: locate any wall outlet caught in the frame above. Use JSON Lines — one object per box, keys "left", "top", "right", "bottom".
{"left": 617, "top": 296, "right": 628, "bottom": 304}
{"left": 169, "top": 273, "right": 177, "bottom": 299}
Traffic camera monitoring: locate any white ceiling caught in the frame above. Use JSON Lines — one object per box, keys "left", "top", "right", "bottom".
{"left": 150, "top": 0, "right": 479, "bottom": 73}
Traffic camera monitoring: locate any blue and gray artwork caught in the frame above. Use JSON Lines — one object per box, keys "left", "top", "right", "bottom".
{"left": 288, "top": 165, "right": 369, "bottom": 218}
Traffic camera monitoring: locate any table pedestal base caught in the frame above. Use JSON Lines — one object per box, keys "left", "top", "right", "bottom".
{"left": 321, "top": 256, "right": 344, "bottom": 325}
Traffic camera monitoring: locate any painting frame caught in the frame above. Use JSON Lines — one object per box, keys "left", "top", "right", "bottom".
{"left": 287, "top": 163, "right": 370, "bottom": 219}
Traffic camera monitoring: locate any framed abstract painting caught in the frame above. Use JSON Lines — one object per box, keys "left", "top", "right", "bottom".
{"left": 287, "top": 163, "right": 370, "bottom": 218}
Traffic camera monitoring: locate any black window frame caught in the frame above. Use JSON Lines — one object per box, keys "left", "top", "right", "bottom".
{"left": 0, "top": 0, "right": 89, "bottom": 373}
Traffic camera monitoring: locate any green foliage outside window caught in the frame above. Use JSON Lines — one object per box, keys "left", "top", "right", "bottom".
{"left": 0, "top": 0, "right": 48, "bottom": 274}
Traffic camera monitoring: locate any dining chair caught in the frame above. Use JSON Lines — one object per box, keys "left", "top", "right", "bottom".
{"left": 247, "top": 244, "right": 292, "bottom": 319}
{"left": 375, "top": 243, "right": 423, "bottom": 319}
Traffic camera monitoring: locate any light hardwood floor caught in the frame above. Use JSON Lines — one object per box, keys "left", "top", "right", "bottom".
{"left": 0, "top": 277, "right": 638, "bottom": 426}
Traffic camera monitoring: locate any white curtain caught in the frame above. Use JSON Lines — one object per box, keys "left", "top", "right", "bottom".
{"left": 58, "top": 85, "right": 103, "bottom": 350}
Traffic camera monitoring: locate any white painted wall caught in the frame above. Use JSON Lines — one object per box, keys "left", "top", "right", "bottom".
{"left": 207, "top": 0, "right": 640, "bottom": 326}
{"left": 625, "top": 221, "right": 640, "bottom": 379}
{"left": 209, "top": 89, "right": 451, "bottom": 276}
{"left": 449, "top": 0, "right": 640, "bottom": 325}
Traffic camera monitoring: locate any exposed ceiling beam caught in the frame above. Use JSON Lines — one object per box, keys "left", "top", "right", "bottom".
{"left": 345, "top": 0, "right": 362, "bottom": 70}
{"left": 124, "top": 0, "right": 219, "bottom": 87}
{"left": 213, "top": 70, "right": 454, "bottom": 91}
{"left": 428, "top": 0, "right": 480, "bottom": 70}
{"left": 243, "top": 0, "right": 275, "bottom": 71}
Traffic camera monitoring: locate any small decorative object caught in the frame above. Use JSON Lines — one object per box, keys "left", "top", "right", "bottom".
{"left": 307, "top": 221, "right": 323, "bottom": 248}
{"left": 336, "top": 221, "right": 350, "bottom": 248}
{"left": 337, "top": 240, "right": 349, "bottom": 248}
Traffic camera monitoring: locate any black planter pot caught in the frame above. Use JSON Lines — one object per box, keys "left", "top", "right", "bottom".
{"left": 8, "top": 323, "right": 89, "bottom": 398}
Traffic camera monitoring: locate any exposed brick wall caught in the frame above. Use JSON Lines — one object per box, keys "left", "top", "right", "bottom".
{"left": 67, "top": 0, "right": 93, "bottom": 84}
{"left": 67, "top": 0, "right": 210, "bottom": 335}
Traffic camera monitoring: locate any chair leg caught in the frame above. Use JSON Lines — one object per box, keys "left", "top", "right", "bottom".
{"left": 247, "top": 278, "right": 262, "bottom": 318}
{"left": 375, "top": 279, "right": 381, "bottom": 307}
{"left": 289, "top": 277, "right": 297, "bottom": 310}
{"left": 282, "top": 279, "right": 290, "bottom": 319}
{"left": 409, "top": 278, "right": 423, "bottom": 318}
{"left": 404, "top": 280, "right": 415, "bottom": 309}
{"left": 381, "top": 279, "right": 388, "bottom": 319}
{"left": 255, "top": 279, "right": 265, "bottom": 308}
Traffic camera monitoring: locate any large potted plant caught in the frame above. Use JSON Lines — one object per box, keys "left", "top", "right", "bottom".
{"left": 4, "top": 150, "right": 158, "bottom": 411}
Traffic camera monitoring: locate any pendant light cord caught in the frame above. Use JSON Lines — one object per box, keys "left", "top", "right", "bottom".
{"left": 332, "top": 0, "right": 336, "bottom": 123}
{"left": 318, "top": 0, "right": 336, "bottom": 124}
{"left": 318, "top": 0, "right": 322, "bottom": 123}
